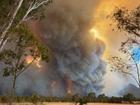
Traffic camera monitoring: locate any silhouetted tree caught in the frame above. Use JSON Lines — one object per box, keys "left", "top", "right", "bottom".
{"left": 72, "top": 94, "right": 81, "bottom": 104}
{"left": 87, "top": 92, "right": 96, "bottom": 102}
{"left": 111, "top": 5, "right": 140, "bottom": 37}
{"left": 79, "top": 98, "right": 87, "bottom": 105}
{"left": 123, "top": 93, "right": 136, "bottom": 103}
{"left": 109, "top": 5, "right": 140, "bottom": 88}
{"left": 97, "top": 94, "right": 108, "bottom": 102}
{"left": 0, "top": 0, "right": 52, "bottom": 97}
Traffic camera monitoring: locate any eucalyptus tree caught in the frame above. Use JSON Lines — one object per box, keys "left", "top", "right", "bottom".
{"left": 0, "top": 0, "right": 52, "bottom": 51}
{"left": 0, "top": 0, "right": 51, "bottom": 96}
{"left": 111, "top": 5, "right": 140, "bottom": 38}
{"left": 0, "top": 25, "right": 49, "bottom": 96}
{"left": 109, "top": 5, "right": 140, "bottom": 88}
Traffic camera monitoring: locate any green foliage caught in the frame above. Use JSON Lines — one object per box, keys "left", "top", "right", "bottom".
{"left": 31, "top": 93, "right": 40, "bottom": 104}
{"left": 123, "top": 93, "right": 136, "bottom": 102}
{"left": 3, "top": 67, "right": 11, "bottom": 77}
{"left": 0, "top": 24, "right": 49, "bottom": 96}
{"left": 0, "top": 0, "right": 50, "bottom": 96}
{"left": 0, "top": 0, "right": 16, "bottom": 28}
{"left": 72, "top": 94, "right": 81, "bottom": 102}
{"left": 14, "top": 0, "right": 30, "bottom": 24}
{"left": 0, "top": 0, "right": 52, "bottom": 36}
{"left": 11, "top": 24, "right": 49, "bottom": 60}
{"left": 79, "top": 98, "right": 87, "bottom": 105}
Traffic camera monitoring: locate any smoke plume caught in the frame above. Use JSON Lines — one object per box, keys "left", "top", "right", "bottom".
{"left": 0, "top": 0, "right": 106, "bottom": 96}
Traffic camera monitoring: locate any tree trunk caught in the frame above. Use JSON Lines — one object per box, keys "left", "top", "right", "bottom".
{"left": 12, "top": 74, "right": 17, "bottom": 96}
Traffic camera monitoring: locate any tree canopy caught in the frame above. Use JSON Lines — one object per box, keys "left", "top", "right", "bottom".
{"left": 109, "top": 5, "right": 140, "bottom": 88}
{"left": 0, "top": 0, "right": 51, "bottom": 96}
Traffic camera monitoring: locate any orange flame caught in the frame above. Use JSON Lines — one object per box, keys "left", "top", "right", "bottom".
{"left": 26, "top": 56, "right": 42, "bottom": 68}
{"left": 26, "top": 56, "right": 34, "bottom": 64}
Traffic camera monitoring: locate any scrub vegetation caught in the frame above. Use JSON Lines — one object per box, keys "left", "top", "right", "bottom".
{"left": 0, "top": 92, "right": 139, "bottom": 104}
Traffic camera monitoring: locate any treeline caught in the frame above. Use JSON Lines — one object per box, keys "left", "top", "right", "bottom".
{"left": 0, "top": 92, "right": 139, "bottom": 103}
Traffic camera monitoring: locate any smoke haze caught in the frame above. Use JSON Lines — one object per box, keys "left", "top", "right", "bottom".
{"left": 0, "top": 0, "right": 106, "bottom": 96}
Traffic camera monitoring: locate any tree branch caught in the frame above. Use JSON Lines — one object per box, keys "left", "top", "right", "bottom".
{"left": 130, "top": 55, "right": 140, "bottom": 86}
{"left": 18, "top": 0, "right": 51, "bottom": 25}
{"left": 0, "top": 0, "right": 24, "bottom": 51}
{"left": 131, "top": 30, "right": 140, "bottom": 37}
{"left": 121, "top": 70, "right": 140, "bottom": 87}
{"left": 16, "top": 57, "right": 37, "bottom": 77}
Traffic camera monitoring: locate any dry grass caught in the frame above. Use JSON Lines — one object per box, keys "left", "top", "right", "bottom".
{"left": 0, "top": 103, "right": 135, "bottom": 105}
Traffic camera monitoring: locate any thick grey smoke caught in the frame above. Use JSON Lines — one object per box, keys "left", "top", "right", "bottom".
{"left": 38, "top": 0, "right": 106, "bottom": 95}
{"left": 0, "top": 0, "right": 106, "bottom": 96}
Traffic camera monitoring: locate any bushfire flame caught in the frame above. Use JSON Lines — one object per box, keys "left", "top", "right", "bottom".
{"left": 26, "top": 56, "right": 42, "bottom": 68}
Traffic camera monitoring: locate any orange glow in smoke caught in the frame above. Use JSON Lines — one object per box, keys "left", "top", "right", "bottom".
{"left": 89, "top": 27, "right": 105, "bottom": 42}
{"left": 67, "top": 90, "right": 72, "bottom": 94}
{"left": 34, "top": 57, "right": 42, "bottom": 68}
{"left": 26, "top": 56, "right": 34, "bottom": 64}
{"left": 26, "top": 56, "right": 42, "bottom": 68}
{"left": 90, "top": 28, "right": 100, "bottom": 39}
{"left": 66, "top": 79, "right": 72, "bottom": 94}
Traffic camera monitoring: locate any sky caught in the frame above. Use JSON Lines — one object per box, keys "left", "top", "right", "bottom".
{"left": 93, "top": 0, "right": 140, "bottom": 96}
